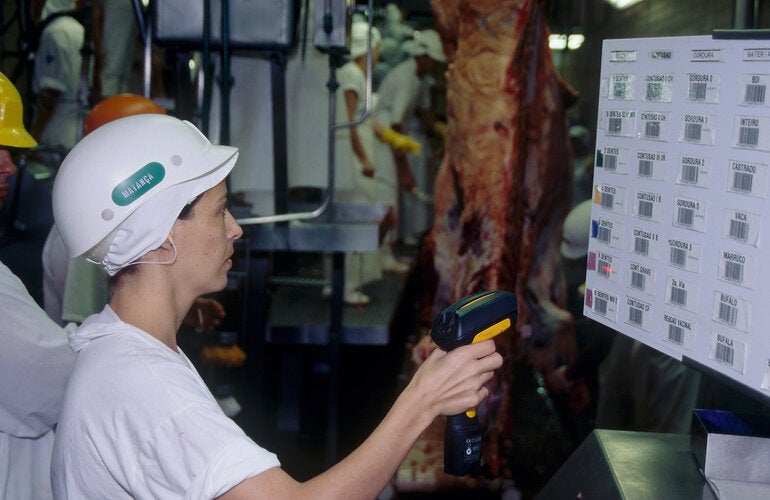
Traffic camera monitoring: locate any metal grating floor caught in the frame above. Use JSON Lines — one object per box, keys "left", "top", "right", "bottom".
{"left": 266, "top": 272, "right": 408, "bottom": 346}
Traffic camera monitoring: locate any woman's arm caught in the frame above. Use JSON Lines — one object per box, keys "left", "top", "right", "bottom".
{"left": 219, "top": 340, "right": 502, "bottom": 499}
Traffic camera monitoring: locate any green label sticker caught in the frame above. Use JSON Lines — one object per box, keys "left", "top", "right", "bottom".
{"left": 111, "top": 162, "right": 165, "bottom": 206}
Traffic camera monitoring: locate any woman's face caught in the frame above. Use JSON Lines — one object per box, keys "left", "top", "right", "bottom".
{"left": 170, "top": 180, "right": 242, "bottom": 295}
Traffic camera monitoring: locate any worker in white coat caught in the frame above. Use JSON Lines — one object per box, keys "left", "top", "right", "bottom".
{"left": 49, "top": 113, "right": 502, "bottom": 498}
{"left": 30, "top": 0, "right": 86, "bottom": 149}
{"left": 0, "top": 71, "right": 74, "bottom": 500}
{"left": 329, "top": 20, "right": 383, "bottom": 305}
{"left": 374, "top": 29, "right": 446, "bottom": 248}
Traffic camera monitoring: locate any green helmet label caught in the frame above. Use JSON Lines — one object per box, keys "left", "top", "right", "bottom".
{"left": 111, "top": 162, "right": 166, "bottom": 206}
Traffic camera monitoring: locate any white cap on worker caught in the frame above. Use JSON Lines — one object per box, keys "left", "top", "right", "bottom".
{"left": 349, "top": 21, "right": 381, "bottom": 59}
{"left": 404, "top": 29, "right": 446, "bottom": 63}
{"left": 561, "top": 199, "right": 592, "bottom": 260}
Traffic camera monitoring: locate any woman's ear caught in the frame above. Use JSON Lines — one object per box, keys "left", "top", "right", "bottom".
{"left": 157, "top": 235, "right": 176, "bottom": 254}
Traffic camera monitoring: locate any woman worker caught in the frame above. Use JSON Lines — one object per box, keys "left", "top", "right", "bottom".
{"left": 50, "top": 114, "right": 502, "bottom": 498}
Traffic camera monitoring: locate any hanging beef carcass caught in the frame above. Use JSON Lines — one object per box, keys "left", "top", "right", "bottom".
{"left": 397, "top": 0, "right": 581, "bottom": 491}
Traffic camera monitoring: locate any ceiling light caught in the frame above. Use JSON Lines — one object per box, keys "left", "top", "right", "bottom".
{"left": 605, "top": 0, "right": 643, "bottom": 9}
{"left": 549, "top": 34, "right": 584, "bottom": 51}
{"left": 549, "top": 34, "right": 567, "bottom": 50}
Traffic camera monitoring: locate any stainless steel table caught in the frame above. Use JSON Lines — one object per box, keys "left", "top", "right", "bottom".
{"left": 537, "top": 429, "right": 715, "bottom": 499}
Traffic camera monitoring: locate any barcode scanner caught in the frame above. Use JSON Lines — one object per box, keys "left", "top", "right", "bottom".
{"left": 430, "top": 290, "right": 518, "bottom": 476}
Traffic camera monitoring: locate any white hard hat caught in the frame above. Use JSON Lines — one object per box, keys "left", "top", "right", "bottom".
{"left": 349, "top": 21, "right": 381, "bottom": 59}
{"left": 561, "top": 199, "right": 592, "bottom": 260}
{"left": 404, "top": 29, "right": 446, "bottom": 63}
{"left": 53, "top": 114, "right": 238, "bottom": 275}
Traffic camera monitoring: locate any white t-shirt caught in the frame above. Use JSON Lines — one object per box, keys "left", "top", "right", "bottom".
{"left": 0, "top": 261, "right": 74, "bottom": 499}
{"left": 51, "top": 306, "right": 279, "bottom": 499}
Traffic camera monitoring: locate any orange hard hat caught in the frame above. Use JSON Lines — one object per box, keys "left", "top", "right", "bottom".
{"left": 84, "top": 94, "right": 166, "bottom": 135}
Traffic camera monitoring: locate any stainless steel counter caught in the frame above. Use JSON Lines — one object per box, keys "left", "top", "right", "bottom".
{"left": 537, "top": 429, "right": 716, "bottom": 499}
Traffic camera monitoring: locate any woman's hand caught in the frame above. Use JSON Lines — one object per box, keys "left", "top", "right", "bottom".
{"left": 405, "top": 339, "right": 503, "bottom": 418}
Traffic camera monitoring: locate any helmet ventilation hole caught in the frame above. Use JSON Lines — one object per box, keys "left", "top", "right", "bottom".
{"left": 171, "top": 154, "right": 183, "bottom": 166}
{"left": 101, "top": 209, "right": 114, "bottom": 221}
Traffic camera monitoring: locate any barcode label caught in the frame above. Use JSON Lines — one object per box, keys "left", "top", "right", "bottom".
{"left": 729, "top": 219, "right": 749, "bottom": 241}
{"left": 595, "top": 297, "right": 608, "bottom": 315}
{"left": 612, "top": 83, "right": 627, "bottom": 99}
{"left": 732, "top": 171, "right": 754, "bottom": 192}
{"left": 630, "top": 271, "right": 646, "bottom": 290}
{"left": 670, "top": 247, "right": 687, "bottom": 267}
{"left": 670, "top": 284, "right": 687, "bottom": 307}
{"left": 634, "top": 237, "right": 649, "bottom": 256}
{"left": 646, "top": 82, "right": 662, "bottom": 101}
{"left": 597, "top": 226, "right": 612, "bottom": 244}
{"left": 739, "top": 126, "right": 759, "bottom": 146}
{"left": 638, "top": 159, "right": 653, "bottom": 177}
{"left": 668, "top": 324, "right": 684, "bottom": 345}
{"left": 604, "top": 154, "right": 618, "bottom": 171}
{"left": 677, "top": 207, "right": 694, "bottom": 227}
{"left": 598, "top": 259, "right": 611, "bottom": 277}
{"left": 608, "top": 117, "right": 622, "bottom": 134}
{"left": 628, "top": 306, "right": 643, "bottom": 326}
{"left": 689, "top": 82, "right": 707, "bottom": 101}
{"left": 745, "top": 83, "right": 766, "bottom": 104}
{"left": 637, "top": 200, "right": 653, "bottom": 218}
{"left": 645, "top": 121, "right": 661, "bottom": 138}
{"left": 684, "top": 122, "right": 702, "bottom": 141}
{"left": 718, "top": 302, "right": 738, "bottom": 326}
{"left": 681, "top": 164, "right": 699, "bottom": 184}
{"left": 724, "top": 261, "right": 744, "bottom": 283}
{"left": 601, "top": 193, "right": 615, "bottom": 209}
{"left": 715, "top": 342, "right": 735, "bottom": 365}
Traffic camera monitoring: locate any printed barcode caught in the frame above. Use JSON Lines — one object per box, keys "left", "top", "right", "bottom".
{"left": 745, "top": 84, "right": 766, "bottom": 104}
{"left": 670, "top": 247, "right": 687, "bottom": 267}
{"left": 681, "top": 165, "right": 699, "bottom": 184}
{"left": 645, "top": 121, "right": 661, "bottom": 138}
{"left": 628, "top": 306, "right": 643, "bottom": 326}
{"left": 595, "top": 297, "right": 608, "bottom": 315}
{"left": 646, "top": 82, "right": 662, "bottom": 101}
{"left": 609, "top": 117, "right": 622, "bottom": 134}
{"left": 729, "top": 219, "right": 749, "bottom": 242}
{"left": 670, "top": 285, "right": 687, "bottom": 306}
{"left": 718, "top": 302, "right": 738, "bottom": 326}
{"left": 637, "top": 200, "right": 653, "bottom": 218}
{"left": 668, "top": 324, "right": 684, "bottom": 345}
{"left": 724, "top": 260, "right": 744, "bottom": 283}
{"left": 612, "top": 83, "right": 626, "bottom": 99}
{"left": 638, "top": 159, "right": 653, "bottom": 177}
{"left": 598, "top": 259, "right": 611, "bottom": 277}
{"left": 604, "top": 154, "right": 618, "bottom": 171}
{"left": 601, "top": 193, "right": 614, "bottom": 209}
{"left": 732, "top": 171, "right": 754, "bottom": 193}
{"left": 689, "top": 82, "right": 707, "bottom": 101}
{"left": 715, "top": 342, "right": 735, "bottom": 366}
{"left": 634, "top": 236, "right": 649, "bottom": 256}
{"left": 739, "top": 126, "right": 759, "bottom": 146}
{"left": 597, "top": 226, "right": 612, "bottom": 243}
{"left": 677, "top": 207, "right": 694, "bottom": 227}
{"left": 631, "top": 271, "right": 645, "bottom": 290}
{"left": 684, "top": 123, "right": 702, "bottom": 141}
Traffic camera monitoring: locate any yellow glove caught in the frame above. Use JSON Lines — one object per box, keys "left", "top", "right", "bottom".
{"left": 380, "top": 127, "right": 421, "bottom": 155}
{"left": 434, "top": 121, "right": 448, "bottom": 140}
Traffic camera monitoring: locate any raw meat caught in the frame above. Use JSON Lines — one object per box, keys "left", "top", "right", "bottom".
{"left": 401, "top": 0, "right": 580, "bottom": 489}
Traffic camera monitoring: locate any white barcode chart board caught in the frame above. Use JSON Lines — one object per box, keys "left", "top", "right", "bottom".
{"left": 584, "top": 35, "right": 770, "bottom": 397}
